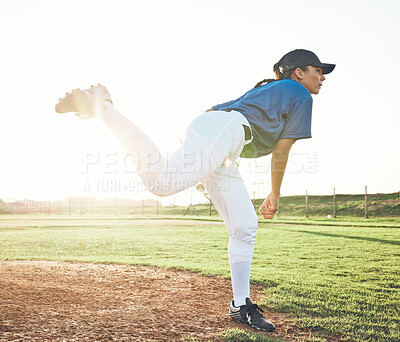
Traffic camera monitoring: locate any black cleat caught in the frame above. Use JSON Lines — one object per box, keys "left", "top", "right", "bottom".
{"left": 229, "top": 297, "right": 276, "bottom": 332}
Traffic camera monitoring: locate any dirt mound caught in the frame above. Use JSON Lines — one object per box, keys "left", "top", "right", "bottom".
{"left": 0, "top": 260, "right": 332, "bottom": 341}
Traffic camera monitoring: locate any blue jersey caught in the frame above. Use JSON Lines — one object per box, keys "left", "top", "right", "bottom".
{"left": 212, "top": 79, "right": 313, "bottom": 158}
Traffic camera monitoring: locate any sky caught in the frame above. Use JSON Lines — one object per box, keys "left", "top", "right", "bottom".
{"left": 0, "top": 0, "right": 399, "bottom": 204}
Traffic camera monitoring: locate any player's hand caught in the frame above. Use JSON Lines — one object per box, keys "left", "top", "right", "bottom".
{"left": 259, "top": 193, "right": 279, "bottom": 219}
{"left": 205, "top": 108, "right": 214, "bottom": 112}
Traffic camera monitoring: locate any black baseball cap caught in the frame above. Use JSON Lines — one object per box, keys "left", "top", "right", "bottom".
{"left": 278, "top": 49, "right": 335, "bottom": 75}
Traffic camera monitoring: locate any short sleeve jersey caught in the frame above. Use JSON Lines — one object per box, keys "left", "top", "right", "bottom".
{"left": 212, "top": 79, "right": 313, "bottom": 158}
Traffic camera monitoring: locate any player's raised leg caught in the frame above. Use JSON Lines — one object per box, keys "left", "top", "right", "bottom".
{"left": 55, "top": 85, "right": 248, "bottom": 197}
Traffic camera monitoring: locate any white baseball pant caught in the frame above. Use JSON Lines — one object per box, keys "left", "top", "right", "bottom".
{"left": 101, "top": 102, "right": 258, "bottom": 306}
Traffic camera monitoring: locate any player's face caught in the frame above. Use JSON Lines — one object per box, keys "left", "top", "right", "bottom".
{"left": 297, "top": 66, "right": 326, "bottom": 95}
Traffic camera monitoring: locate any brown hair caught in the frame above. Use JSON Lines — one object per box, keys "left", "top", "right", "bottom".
{"left": 253, "top": 64, "right": 308, "bottom": 88}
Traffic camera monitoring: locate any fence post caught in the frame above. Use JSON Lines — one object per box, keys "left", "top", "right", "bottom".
{"left": 156, "top": 197, "right": 159, "bottom": 216}
{"left": 306, "top": 190, "right": 309, "bottom": 218}
{"left": 209, "top": 198, "right": 212, "bottom": 216}
{"left": 190, "top": 193, "right": 193, "bottom": 216}
{"left": 333, "top": 187, "right": 336, "bottom": 218}
{"left": 365, "top": 185, "right": 368, "bottom": 219}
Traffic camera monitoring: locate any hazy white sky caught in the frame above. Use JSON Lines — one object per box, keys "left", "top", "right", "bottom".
{"left": 0, "top": 0, "right": 399, "bottom": 203}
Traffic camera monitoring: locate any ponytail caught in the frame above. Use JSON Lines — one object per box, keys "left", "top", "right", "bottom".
{"left": 253, "top": 63, "right": 308, "bottom": 88}
{"left": 254, "top": 78, "right": 275, "bottom": 88}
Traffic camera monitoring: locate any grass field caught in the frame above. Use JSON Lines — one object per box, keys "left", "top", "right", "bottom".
{"left": 1, "top": 216, "right": 399, "bottom": 341}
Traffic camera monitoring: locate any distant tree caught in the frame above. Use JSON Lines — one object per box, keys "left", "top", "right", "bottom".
{"left": 0, "top": 199, "right": 10, "bottom": 214}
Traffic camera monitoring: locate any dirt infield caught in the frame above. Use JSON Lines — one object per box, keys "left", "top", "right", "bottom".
{"left": 0, "top": 260, "right": 332, "bottom": 342}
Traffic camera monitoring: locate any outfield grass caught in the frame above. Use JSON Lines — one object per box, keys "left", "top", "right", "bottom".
{"left": 1, "top": 217, "right": 399, "bottom": 341}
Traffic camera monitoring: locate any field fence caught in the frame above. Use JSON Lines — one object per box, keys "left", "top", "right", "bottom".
{"left": 3, "top": 188, "right": 400, "bottom": 218}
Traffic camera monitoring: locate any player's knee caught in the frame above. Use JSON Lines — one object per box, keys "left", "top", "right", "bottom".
{"left": 229, "top": 212, "right": 258, "bottom": 245}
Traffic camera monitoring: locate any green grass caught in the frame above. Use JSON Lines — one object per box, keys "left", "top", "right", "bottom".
{"left": 270, "top": 216, "right": 400, "bottom": 228}
{"left": 1, "top": 217, "right": 400, "bottom": 341}
{"left": 254, "top": 222, "right": 400, "bottom": 341}
{"left": 219, "top": 328, "right": 288, "bottom": 342}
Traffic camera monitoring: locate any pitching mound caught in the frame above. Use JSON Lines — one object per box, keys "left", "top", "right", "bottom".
{"left": 0, "top": 260, "right": 328, "bottom": 341}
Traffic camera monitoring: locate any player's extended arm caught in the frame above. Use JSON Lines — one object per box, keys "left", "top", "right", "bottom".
{"left": 259, "top": 138, "right": 296, "bottom": 219}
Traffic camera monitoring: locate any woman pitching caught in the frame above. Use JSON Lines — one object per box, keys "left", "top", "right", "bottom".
{"left": 55, "top": 49, "right": 335, "bottom": 332}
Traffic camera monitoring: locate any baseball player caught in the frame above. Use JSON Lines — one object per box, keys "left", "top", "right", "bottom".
{"left": 55, "top": 49, "right": 334, "bottom": 332}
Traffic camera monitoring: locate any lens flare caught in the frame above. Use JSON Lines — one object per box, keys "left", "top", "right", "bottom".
{"left": 224, "top": 158, "right": 232, "bottom": 168}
